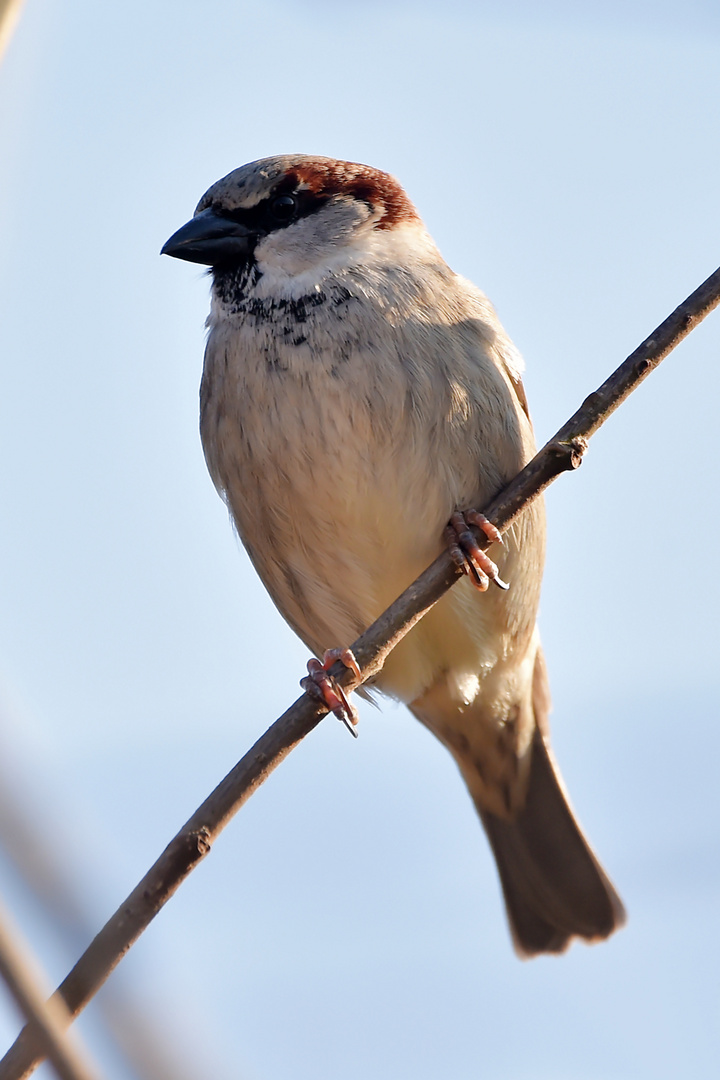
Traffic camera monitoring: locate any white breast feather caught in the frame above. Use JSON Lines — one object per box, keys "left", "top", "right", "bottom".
{"left": 200, "top": 224, "right": 544, "bottom": 706}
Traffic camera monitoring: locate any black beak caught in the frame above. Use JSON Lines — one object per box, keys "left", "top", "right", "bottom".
{"left": 161, "top": 207, "right": 256, "bottom": 267}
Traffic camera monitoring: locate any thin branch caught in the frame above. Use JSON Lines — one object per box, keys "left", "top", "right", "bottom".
{"left": 0, "top": 732, "right": 234, "bottom": 1080}
{"left": 0, "top": 0, "right": 25, "bottom": 64}
{"left": 0, "top": 899, "right": 99, "bottom": 1080}
{"left": 2, "top": 263, "right": 719, "bottom": 1079}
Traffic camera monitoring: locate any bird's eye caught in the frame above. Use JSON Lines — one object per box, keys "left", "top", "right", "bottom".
{"left": 269, "top": 194, "right": 298, "bottom": 223}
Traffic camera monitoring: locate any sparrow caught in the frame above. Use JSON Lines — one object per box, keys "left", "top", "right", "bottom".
{"left": 162, "top": 154, "right": 625, "bottom": 956}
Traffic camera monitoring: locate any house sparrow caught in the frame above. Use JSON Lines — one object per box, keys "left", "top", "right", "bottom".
{"left": 162, "top": 155, "right": 625, "bottom": 956}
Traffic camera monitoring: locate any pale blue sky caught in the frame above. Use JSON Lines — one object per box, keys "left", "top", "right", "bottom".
{"left": 0, "top": 3, "right": 719, "bottom": 1078}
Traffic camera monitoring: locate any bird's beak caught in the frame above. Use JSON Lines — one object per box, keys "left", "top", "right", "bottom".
{"left": 161, "top": 207, "right": 255, "bottom": 266}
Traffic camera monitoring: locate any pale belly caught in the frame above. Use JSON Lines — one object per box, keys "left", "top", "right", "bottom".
{"left": 201, "top": 346, "right": 544, "bottom": 708}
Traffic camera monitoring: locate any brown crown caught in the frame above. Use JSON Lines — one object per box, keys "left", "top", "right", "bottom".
{"left": 281, "top": 159, "right": 420, "bottom": 231}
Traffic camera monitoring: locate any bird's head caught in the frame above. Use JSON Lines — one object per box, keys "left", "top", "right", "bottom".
{"left": 161, "top": 155, "right": 430, "bottom": 291}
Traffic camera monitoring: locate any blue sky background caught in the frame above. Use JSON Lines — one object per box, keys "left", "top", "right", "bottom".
{"left": 0, "top": 2, "right": 719, "bottom": 1077}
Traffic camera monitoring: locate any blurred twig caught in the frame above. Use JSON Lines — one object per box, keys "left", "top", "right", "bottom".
{"left": 0, "top": 0, "right": 25, "bottom": 64}
{"left": 0, "top": 744, "right": 234, "bottom": 1080}
{"left": 2, "top": 262, "right": 720, "bottom": 1079}
{"left": 0, "top": 898, "right": 98, "bottom": 1080}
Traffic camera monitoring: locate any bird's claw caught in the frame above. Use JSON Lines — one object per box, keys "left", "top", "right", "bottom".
{"left": 445, "top": 510, "right": 509, "bottom": 592}
{"left": 300, "top": 648, "right": 361, "bottom": 737}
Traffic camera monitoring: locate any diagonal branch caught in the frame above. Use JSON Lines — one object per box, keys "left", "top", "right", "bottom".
{"left": 2, "top": 263, "right": 719, "bottom": 1080}
{"left": 0, "top": 731, "right": 232, "bottom": 1080}
{"left": 0, "top": 0, "right": 25, "bottom": 64}
{"left": 0, "top": 899, "right": 99, "bottom": 1080}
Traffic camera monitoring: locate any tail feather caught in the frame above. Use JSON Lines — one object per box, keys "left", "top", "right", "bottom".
{"left": 479, "top": 727, "right": 626, "bottom": 957}
{"left": 411, "top": 647, "right": 625, "bottom": 957}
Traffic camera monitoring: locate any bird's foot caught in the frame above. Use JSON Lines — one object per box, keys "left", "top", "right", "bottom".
{"left": 300, "top": 648, "right": 361, "bottom": 737}
{"left": 445, "top": 510, "right": 509, "bottom": 592}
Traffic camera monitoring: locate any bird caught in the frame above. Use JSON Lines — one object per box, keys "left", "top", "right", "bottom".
{"left": 162, "top": 154, "right": 625, "bottom": 957}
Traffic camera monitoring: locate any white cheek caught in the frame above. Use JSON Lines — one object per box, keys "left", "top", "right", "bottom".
{"left": 254, "top": 199, "right": 374, "bottom": 280}
{"left": 253, "top": 217, "right": 440, "bottom": 301}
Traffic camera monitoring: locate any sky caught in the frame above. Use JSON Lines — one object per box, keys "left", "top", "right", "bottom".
{"left": 0, "top": 1, "right": 719, "bottom": 1078}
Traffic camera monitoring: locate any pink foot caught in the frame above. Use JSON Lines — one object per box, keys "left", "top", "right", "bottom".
{"left": 300, "top": 648, "right": 361, "bottom": 737}
{"left": 445, "top": 510, "right": 509, "bottom": 592}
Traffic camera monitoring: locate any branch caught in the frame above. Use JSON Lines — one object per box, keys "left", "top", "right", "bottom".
{"left": 0, "top": 899, "right": 99, "bottom": 1080}
{"left": 3, "top": 263, "right": 719, "bottom": 1079}
{"left": 0, "top": 729, "right": 226, "bottom": 1080}
{"left": 0, "top": 0, "right": 25, "bottom": 64}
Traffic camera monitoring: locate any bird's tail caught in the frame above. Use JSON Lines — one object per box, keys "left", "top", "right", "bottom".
{"left": 411, "top": 649, "right": 625, "bottom": 957}
{"left": 478, "top": 725, "right": 626, "bottom": 956}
